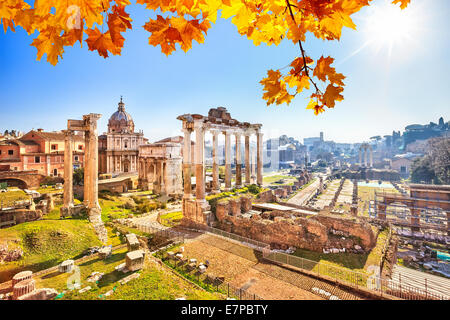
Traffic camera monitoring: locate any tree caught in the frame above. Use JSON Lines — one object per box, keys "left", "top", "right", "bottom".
{"left": 73, "top": 167, "right": 84, "bottom": 186}
{"left": 428, "top": 137, "right": 450, "bottom": 184}
{"left": 1, "top": 0, "right": 410, "bottom": 114}
{"left": 410, "top": 138, "right": 450, "bottom": 185}
{"left": 410, "top": 157, "right": 436, "bottom": 184}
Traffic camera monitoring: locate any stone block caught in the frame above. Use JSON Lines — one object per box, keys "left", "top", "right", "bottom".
{"left": 98, "top": 246, "right": 112, "bottom": 259}
{"left": 17, "top": 288, "right": 58, "bottom": 300}
{"left": 126, "top": 250, "right": 144, "bottom": 272}
{"left": 58, "top": 260, "right": 75, "bottom": 273}
{"left": 125, "top": 233, "right": 140, "bottom": 251}
{"left": 240, "top": 196, "right": 252, "bottom": 213}
{"left": 230, "top": 199, "right": 241, "bottom": 216}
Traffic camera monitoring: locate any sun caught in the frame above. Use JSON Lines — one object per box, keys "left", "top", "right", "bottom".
{"left": 362, "top": 0, "right": 420, "bottom": 56}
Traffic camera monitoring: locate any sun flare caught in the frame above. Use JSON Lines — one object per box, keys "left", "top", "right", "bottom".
{"left": 362, "top": 0, "right": 420, "bottom": 56}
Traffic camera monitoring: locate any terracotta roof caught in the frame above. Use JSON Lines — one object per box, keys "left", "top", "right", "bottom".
{"left": 155, "top": 136, "right": 195, "bottom": 145}
{"left": 25, "top": 130, "right": 84, "bottom": 142}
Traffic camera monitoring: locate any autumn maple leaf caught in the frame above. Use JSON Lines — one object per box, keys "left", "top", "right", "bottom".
{"left": 306, "top": 99, "right": 324, "bottom": 115}
{"left": 392, "top": 0, "right": 411, "bottom": 9}
{"left": 86, "top": 27, "right": 120, "bottom": 58}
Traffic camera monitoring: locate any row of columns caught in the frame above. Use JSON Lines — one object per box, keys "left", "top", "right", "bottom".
{"left": 183, "top": 126, "right": 263, "bottom": 202}
{"left": 106, "top": 154, "right": 137, "bottom": 173}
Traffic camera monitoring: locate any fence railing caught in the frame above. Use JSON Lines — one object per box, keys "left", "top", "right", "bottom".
{"left": 130, "top": 221, "right": 185, "bottom": 251}
{"left": 186, "top": 224, "right": 449, "bottom": 300}
{"left": 379, "top": 226, "right": 393, "bottom": 274}
{"left": 154, "top": 248, "right": 263, "bottom": 300}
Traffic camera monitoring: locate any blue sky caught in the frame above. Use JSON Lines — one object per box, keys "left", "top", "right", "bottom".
{"left": 0, "top": 0, "right": 449, "bottom": 143}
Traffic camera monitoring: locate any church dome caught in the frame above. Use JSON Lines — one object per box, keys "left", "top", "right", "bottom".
{"left": 108, "top": 97, "right": 135, "bottom": 133}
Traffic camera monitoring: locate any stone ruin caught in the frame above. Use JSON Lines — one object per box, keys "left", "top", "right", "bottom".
{"left": 138, "top": 142, "right": 183, "bottom": 197}
{"left": 114, "top": 233, "right": 145, "bottom": 273}
{"left": 177, "top": 107, "right": 263, "bottom": 226}
{"left": 182, "top": 191, "right": 377, "bottom": 254}
{"left": 1, "top": 270, "right": 58, "bottom": 300}
{"left": 294, "top": 168, "right": 311, "bottom": 188}
{"left": 60, "top": 114, "right": 107, "bottom": 244}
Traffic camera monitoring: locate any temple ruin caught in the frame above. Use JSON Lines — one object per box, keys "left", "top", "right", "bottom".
{"left": 177, "top": 107, "right": 263, "bottom": 224}
{"left": 359, "top": 143, "right": 373, "bottom": 167}
{"left": 60, "top": 114, "right": 107, "bottom": 244}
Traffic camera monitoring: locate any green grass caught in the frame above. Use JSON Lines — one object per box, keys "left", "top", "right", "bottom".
{"left": 0, "top": 217, "right": 103, "bottom": 283}
{"left": 159, "top": 211, "right": 183, "bottom": 227}
{"left": 0, "top": 189, "right": 29, "bottom": 205}
{"left": 0, "top": 201, "right": 125, "bottom": 283}
{"left": 50, "top": 248, "right": 221, "bottom": 300}
{"left": 35, "top": 186, "right": 62, "bottom": 194}
{"left": 99, "top": 197, "right": 134, "bottom": 222}
{"left": 263, "top": 175, "right": 297, "bottom": 186}
{"left": 293, "top": 248, "right": 369, "bottom": 272}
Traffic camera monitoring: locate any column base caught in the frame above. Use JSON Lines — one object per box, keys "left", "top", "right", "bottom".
{"left": 60, "top": 205, "right": 74, "bottom": 218}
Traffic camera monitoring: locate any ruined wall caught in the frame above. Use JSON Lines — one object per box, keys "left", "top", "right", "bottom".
{"left": 314, "top": 215, "right": 377, "bottom": 250}
{"left": 213, "top": 194, "right": 377, "bottom": 252}
{"left": 255, "top": 190, "right": 277, "bottom": 203}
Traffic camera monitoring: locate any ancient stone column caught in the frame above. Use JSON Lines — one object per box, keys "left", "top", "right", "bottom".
{"left": 224, "top": 130, "right": 232, "bottom": 190}
{"left": 62, "top": 130, "right": 74, "bottom": 216}
{"left": 183, "top": 129, "right": 192, "bottom": 198}
{"left": 235, "top": 132, "right": 242, "bottom": 188}
{"left": 251, "top": 146, "right": 256, "bottom": 184}
{"left": 83, "top": 130, "right": 91, "bottom": 207}
{"left": 364, "top": 147, "right": 368, "bottom": 167}
{"left": 12, "top": 271, "right": 33, "bottom": 287}
{"left": 88, "top": 116, "right": 101, "bottom": 211}
{"left": 13, "top": 279, "right": 35, "bottom": 300}
{"left": 370, "top": 148, "right": 373, "bottom": 168}
{"left": 212, "top": 130, "right": 220, "bottom": 193}
{"left": 194, "top": 122, "right": 205, "bottom": 201}
{"left": 160, "top": 161, "right": 166, "bottom": 194}
{"left": 244, "top": 134, "right": 250, "bottom": 185}
{"left": 256, "top": 131, "right": 263, "bottom": 186}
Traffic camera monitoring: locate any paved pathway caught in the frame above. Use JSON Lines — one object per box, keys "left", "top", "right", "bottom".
{"left": 287, "top": 175, "right": 322, "bottom": 206}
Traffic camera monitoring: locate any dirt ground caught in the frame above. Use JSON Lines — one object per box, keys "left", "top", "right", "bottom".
{"left": 180, "top": 233, "right": 363, "bottom": 300}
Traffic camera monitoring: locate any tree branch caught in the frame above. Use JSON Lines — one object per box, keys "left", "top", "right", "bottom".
{"left": 285, "top": 0, "right": 321, "bottom": 95}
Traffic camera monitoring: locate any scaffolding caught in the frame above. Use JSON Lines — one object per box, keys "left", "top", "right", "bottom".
{"left": 373, "top": 191, "right": 450, "bottom": 235}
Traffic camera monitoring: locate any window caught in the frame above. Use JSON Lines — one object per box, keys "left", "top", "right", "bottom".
{"left": 35, "top": 156, "right": 40, "bottom": 163}
{"left": 400, "top": 166, "right": 407, "bottom": 173}
{"left": 53, "top": 169, "right": 58, "bottom": 176}
{"left": 74, "top": 156, "right": 79, "bottom": 161}
{"left": 78, "top": 145, "right": 83, "bottom": 150}
{"left": 51, "top": 144, "right": 58, "bottom": 150}
{"left": 8, "top": 150, "right": 13, "bottom": 155}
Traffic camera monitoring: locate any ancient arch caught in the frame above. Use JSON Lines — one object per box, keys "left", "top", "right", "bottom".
{"left": 0, "top": 178, "right": 28, "bottom": 189}
{"left": 0, "top": 170, "right": 45, "bottom": 189}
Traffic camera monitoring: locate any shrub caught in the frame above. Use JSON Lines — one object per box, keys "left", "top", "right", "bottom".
{"left": 247, "top": 184, "right": 262, "bottom": 195}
